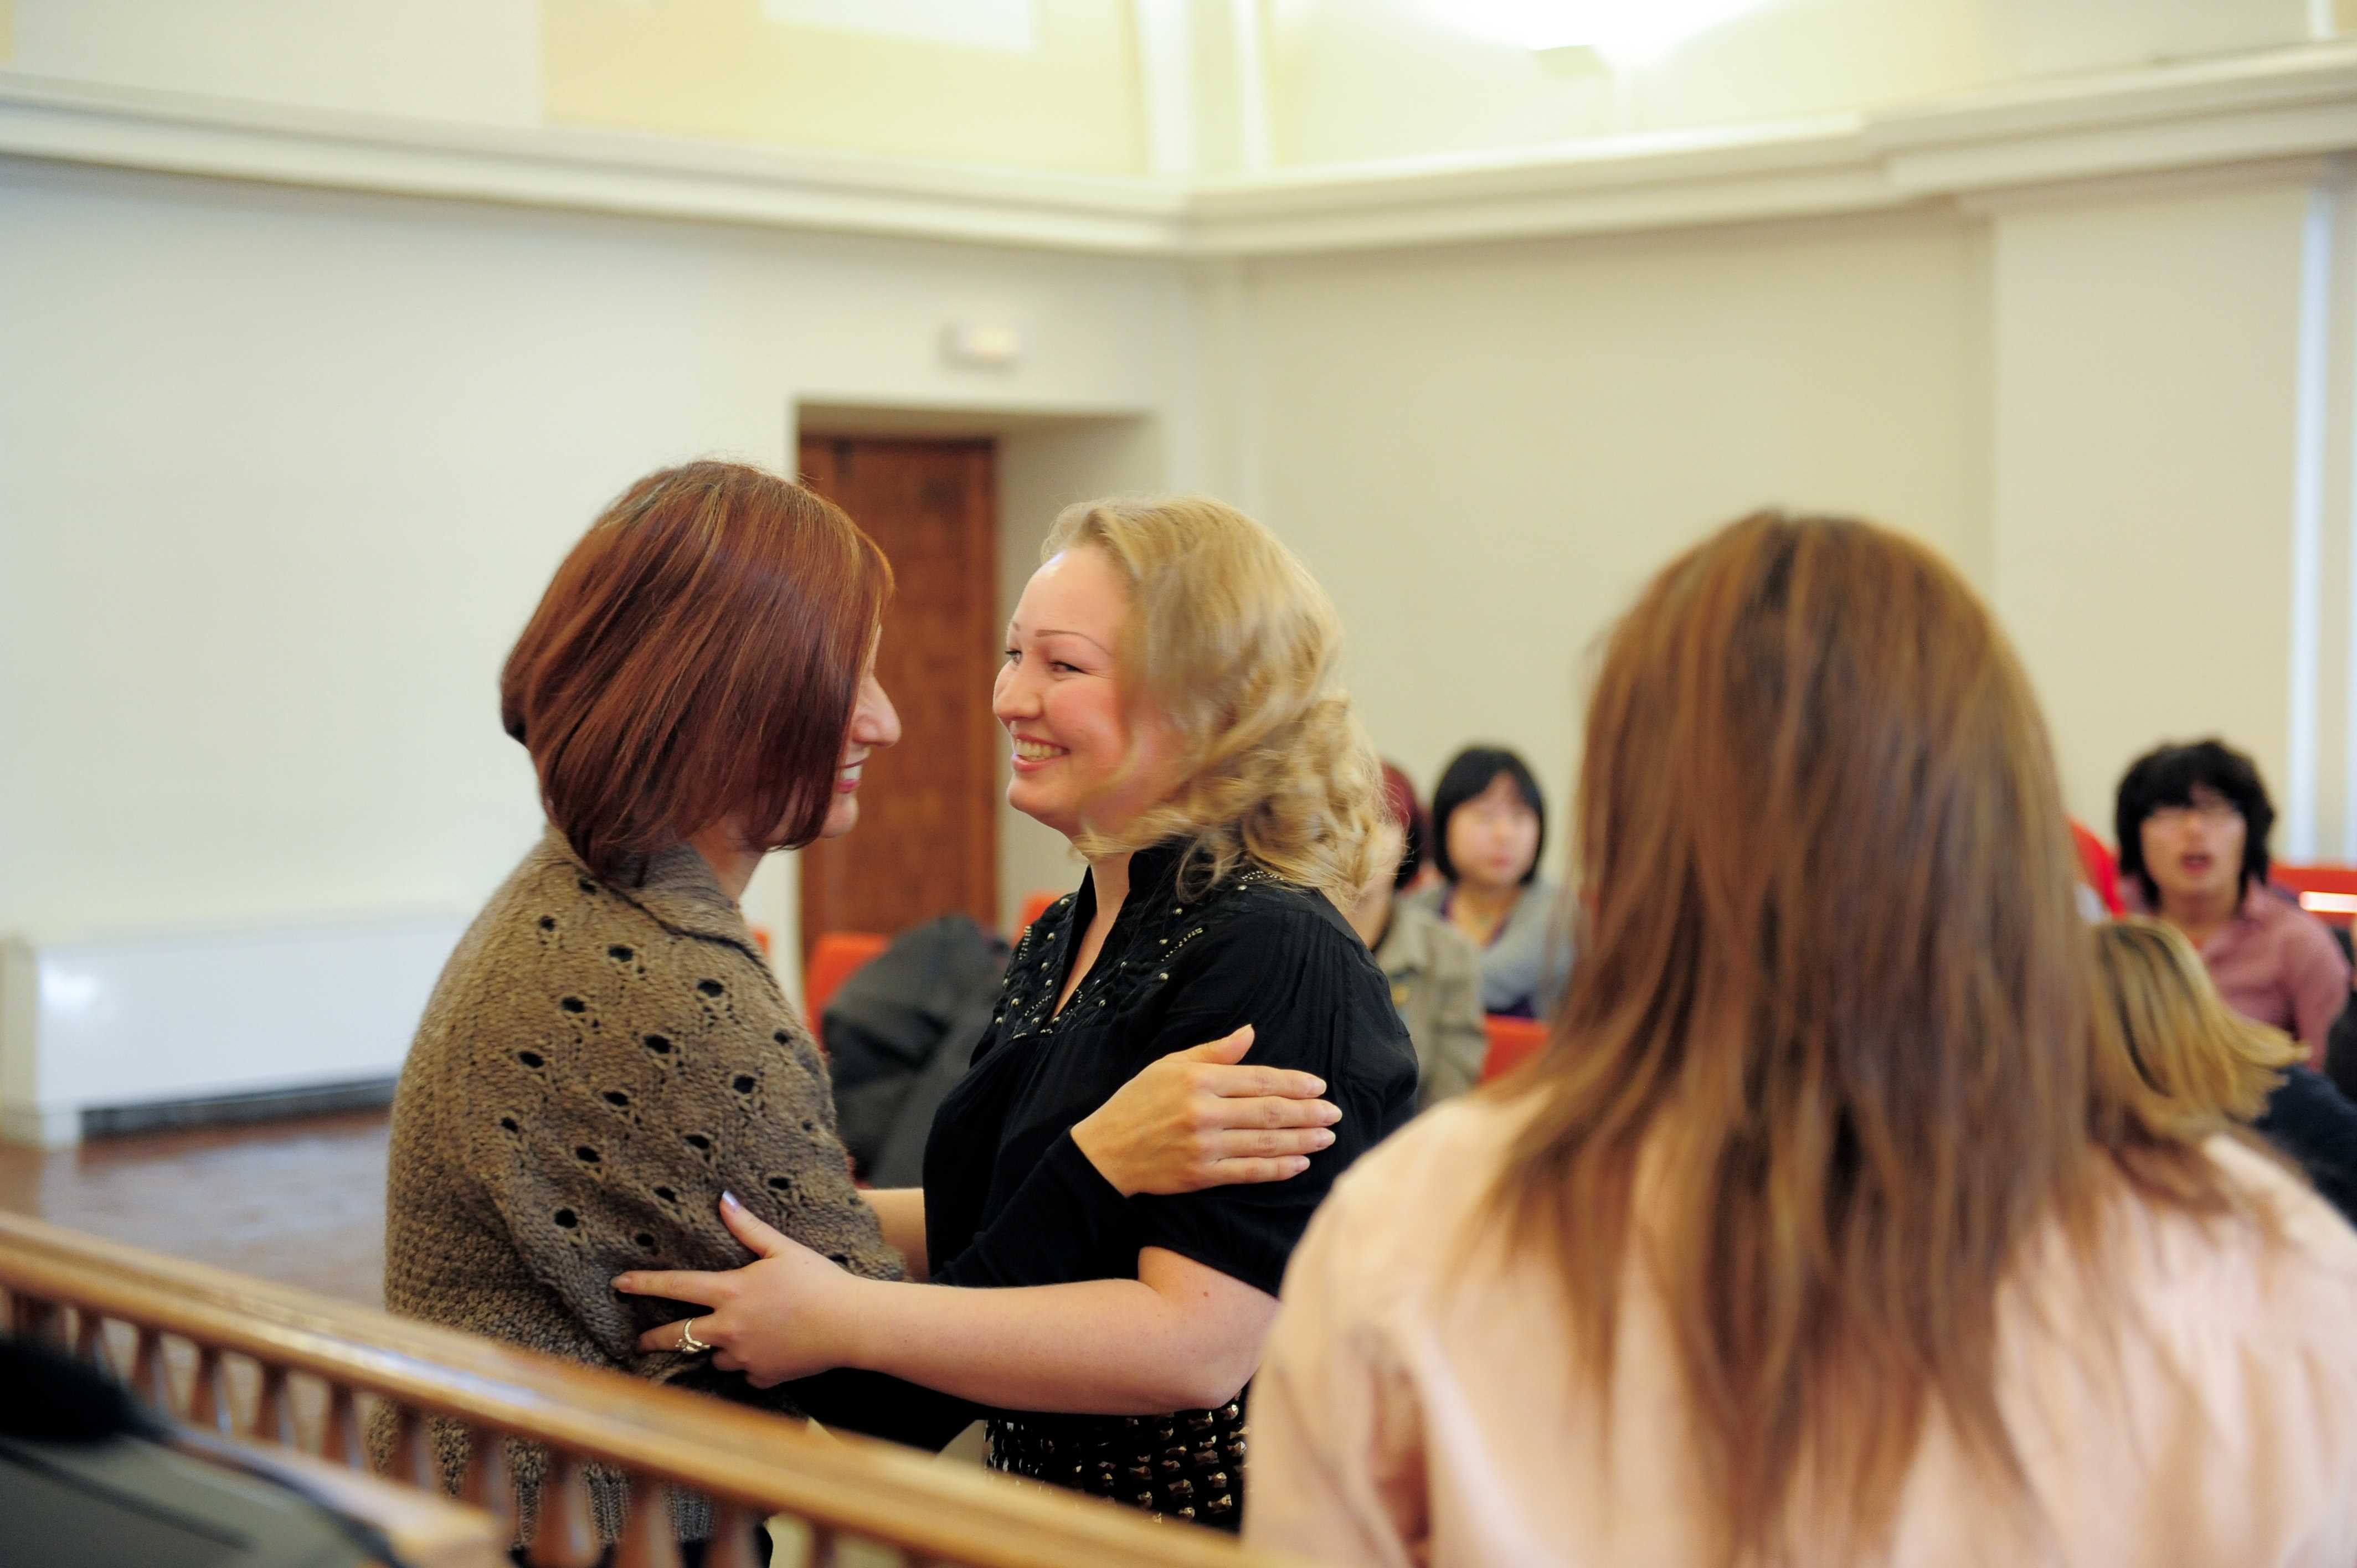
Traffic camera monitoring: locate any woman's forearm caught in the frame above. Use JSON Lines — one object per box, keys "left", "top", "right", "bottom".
{"left": 836, "top": 1256, "right": 1270, "bottom": 1416}
{"left": 863, "top": 1187, "right": 929, "bottom": 1281}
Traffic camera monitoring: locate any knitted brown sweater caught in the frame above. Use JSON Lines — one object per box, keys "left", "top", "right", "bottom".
{"left": 376, "top": 827, "right": 902, "bottom": 1542}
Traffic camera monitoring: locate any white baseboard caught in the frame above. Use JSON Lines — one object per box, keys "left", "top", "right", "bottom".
{"left": 0, "top": 915, "right": 465, "bottom": 1148}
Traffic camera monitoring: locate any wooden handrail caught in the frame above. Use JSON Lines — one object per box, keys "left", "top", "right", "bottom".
{"left": 0, "top": 1213, "right": 1311, "bottom": 1568}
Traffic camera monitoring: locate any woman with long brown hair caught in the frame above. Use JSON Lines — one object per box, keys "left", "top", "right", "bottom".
{"left": 1247, "top": 512, "right": 2357, "bottom": 1565}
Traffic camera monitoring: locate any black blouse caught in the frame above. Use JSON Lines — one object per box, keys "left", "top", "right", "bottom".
{"left": 800, "top": 839, "right": 1418, "bottom": 1510}
{"left": 922, "top": 839, "right": 1420, "bottom": 1299}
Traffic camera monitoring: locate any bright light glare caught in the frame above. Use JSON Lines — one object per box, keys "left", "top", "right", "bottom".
{"left": 1435, "top": 0, "right": 1776, "bottom": 64}
{"left": 40, "top": 967, "right": 102, "bottom": 1017}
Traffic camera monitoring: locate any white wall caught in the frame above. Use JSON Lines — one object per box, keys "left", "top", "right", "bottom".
{"left": 1987, "top": 171, "right": 2339, "bottom": 852}
{"left": 0, "top": 158, "right": 1193, "bottom": 960}
{"left": 1219, "top": 209, "right": 1994, "bottom": 866}
{"left": 3, "top": 114, "right": 2350, "bottom": 1117}
{"left": 996, "top": 416, "right": 1172, "bottom": 926}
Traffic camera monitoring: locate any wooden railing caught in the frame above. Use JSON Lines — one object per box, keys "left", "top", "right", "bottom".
{"left": 0, "top": 1212, "right": 1311, "bottom": 1568}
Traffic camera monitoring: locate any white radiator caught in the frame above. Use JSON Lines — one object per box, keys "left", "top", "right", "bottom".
{"left": 0, "top": 914, "right": 466, "bottom": 1147}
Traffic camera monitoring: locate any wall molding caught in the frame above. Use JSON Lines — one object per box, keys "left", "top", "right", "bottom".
{"left": 3, "top": 43, "right": 2355, "bottom": 257}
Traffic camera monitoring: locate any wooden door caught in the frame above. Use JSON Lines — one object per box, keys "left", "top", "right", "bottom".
{"left": 796, "top": 436, "right": 1000, "bottom": 961}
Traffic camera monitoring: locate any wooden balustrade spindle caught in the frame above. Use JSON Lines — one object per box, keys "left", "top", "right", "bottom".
{"left": 322, "top": 1383, "right": 364, "bottom": 1467}
{"left": 71, "top": 1307, "right": 111, "bottom": 1374}
{"left": 804, "top": 1525, "right": 840, "bottom": 1568}
{"left": 611, "top": 1474, "right": 683, "bottom": 1568}
{"left": 528, "top": 1450, "right": 601, "bottom": 1568}
{"left": 249, "top": 1364, "right": 297, "bottom": 1446}
{"left": 12, "top": 1292, "right": 63, "bottom": 1348}
{"left": 701, "top": 1505, "right": 764, "bottom": 1568}
{"left": 390, "top": 1406, "right": 439, "bottom": 1490}
{"left": 187, "top": 1345, "right": 230, "bottom": 1432}
{"left": 460, "top": 1429, "right": 514, "bottom": 1531}
{"left": 131, "top": 1326, "right": 172, "bottom": 1412}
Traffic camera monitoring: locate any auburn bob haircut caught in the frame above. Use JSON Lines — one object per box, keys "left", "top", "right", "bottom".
{"left": 501, "top": 461, "right": 891, "bottom": 882}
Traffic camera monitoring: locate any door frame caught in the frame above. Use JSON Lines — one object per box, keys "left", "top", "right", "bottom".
{"left": 747, "top": 401, "right": 1166, "bottom": 1008}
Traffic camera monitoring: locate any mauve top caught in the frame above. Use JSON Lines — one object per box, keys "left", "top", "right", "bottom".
{"left": 1248, "top": 1094, "right": 2357, "bottom": 1568}
{"left": 2123, "top": 883, "right": 2351, "bottom": 1060}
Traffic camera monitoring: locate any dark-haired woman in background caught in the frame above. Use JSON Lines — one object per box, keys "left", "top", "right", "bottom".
{"left": 2114, "top": 737, "right": 2348, "bottom": 1059}
{"left": 1404, "top": 746, "right": 1572, "bottom": 1019}
{"left": 1345, "top": 764, "right": 1488, "bottom": 1109}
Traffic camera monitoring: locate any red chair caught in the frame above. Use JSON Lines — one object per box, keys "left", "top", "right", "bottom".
{"left": 804, "top": 931, "right": 889, "bottom": 1021}
{"left": 1015, "top": 889, "right": 1064, "bottom": 940}
{"left": 2070, "top": 820, "right": 2122, "bottom": 916}
{"left": 2273, "top": 864, "right": 2357, "bottom": 930}
{"left": 1480, "top": 1016, "right": 1550, "bottom": 1083}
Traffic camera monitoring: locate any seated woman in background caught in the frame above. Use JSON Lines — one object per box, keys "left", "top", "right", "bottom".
{"left": 2093, "top": 916, "right": 2357, "bottom": 1225}
{"left": 2114, "top": 738, "right": 2349, "bottom": 1059}
{"left": 1249, "top": 512, "right": 2357, "bottom": 1566}
{"left": 619, "top": 496, "right": 1421, "bottom": 1532}
{"left": 380, "top": 465, "right": 1340, "bottom": 1556}
{"left": 1345, "top": 762, "right": 1489, "bottom": 1109}
{"left": 1406, "top": 745, "right": 1573, "bottom": 1018}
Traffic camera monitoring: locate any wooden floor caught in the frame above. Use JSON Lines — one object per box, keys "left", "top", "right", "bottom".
{"left": 0, "top": 1110, "right": 389, "bottom": 1306}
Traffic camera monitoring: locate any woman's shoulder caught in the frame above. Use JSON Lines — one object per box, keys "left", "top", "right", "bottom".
{"left": 2202, "top": 1134, "right": 2357, "bottom": 1265}
{"left": 1339, "top": 1092, "right": 1529, "bottom": 1199}
{"left": 2074, "top": 1137, "right": 2357, "bottom": 1368}
{"left": 416, "top": 831, "right": 796, "bottom": 1071}
{"left": 1284, "top": 1094, "right": 1536, "bottom": 1300}
{"left": 1504, "top": 876, "right": 1567, "bottom": 930}
{"left": 1186, "top": 870, "right": 1361, "bottom": 956}
{"left": 2246, "top": 885, "right": 2348, "bottom": 952}
{"left": 1391, "top": 898, "right": 1480, "bottom": 966}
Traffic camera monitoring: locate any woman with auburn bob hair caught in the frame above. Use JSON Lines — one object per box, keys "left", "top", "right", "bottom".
{"left": 619, "top": 496, "right": 1421, "bottom": 1531}
{"left": 1248, "top": 513, "right": 2357, "bottom": 1566}
{"left": 382, "top": 466, "right": 1342, "bottom": 1557}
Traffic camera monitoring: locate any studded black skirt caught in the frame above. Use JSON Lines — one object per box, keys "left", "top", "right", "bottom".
{"left": 985, "top": 1397, "right": 1247, "bottom": 1532}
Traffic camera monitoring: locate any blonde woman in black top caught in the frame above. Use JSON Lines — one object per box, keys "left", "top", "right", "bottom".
{"left": 618, "top": 497, "right": 1420, "bottom": 1529}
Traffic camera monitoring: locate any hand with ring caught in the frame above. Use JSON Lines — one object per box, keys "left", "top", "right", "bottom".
{"left": 619, "top": 1191, "right": 874, "bottom": 1388}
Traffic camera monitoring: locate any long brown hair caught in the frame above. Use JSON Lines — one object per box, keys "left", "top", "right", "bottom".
{"left": 501, "top": 461, "right": 891, "bottom": 881}
{"left": 1491, "top": 513, "right": 2236, "bottom": 1560}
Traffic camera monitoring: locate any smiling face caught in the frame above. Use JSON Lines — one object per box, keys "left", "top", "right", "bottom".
{"left": 816, "top": 638, "right": 902, "bottom": 840}
{"left": 2138, "top": 784, "right": 2247, "bottom": 912}
{"left": 993, "top": 545, "right": 1185, "bottom": 843}
{"left": 1447, "top": 772, "right": 1543, "bottom": 893}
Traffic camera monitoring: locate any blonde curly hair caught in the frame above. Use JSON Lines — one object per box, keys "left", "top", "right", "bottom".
{"left": 1043, "top": 496, "right": 1384, "bottom": 907}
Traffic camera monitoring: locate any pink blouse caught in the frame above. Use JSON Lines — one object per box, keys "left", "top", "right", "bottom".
{"left": 2119, "top": 884, "right": 2350, "bottom": 1060}
{"left": 1248, "top": 1095, "right": 2357, "bottom": 1567}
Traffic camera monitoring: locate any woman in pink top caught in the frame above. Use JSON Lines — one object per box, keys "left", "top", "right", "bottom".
{"left": 1248, "top": 513, "right": 2357, "bottom": 1567}
{"left": 2113, "top": 739, "right": 2350, "bottom": 1061}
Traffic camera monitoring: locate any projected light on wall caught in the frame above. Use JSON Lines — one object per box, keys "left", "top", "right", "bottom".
{"left": 1434, "top": 0, "right": 1778, "bottom": 65}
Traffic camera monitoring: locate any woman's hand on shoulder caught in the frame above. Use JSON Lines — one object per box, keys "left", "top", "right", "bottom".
{"left": 614, "top": 1192, "right": 873, "bottom": 1388}
{"left": 1071, "top": 1026, "right": 1340, "bottom": 1198}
